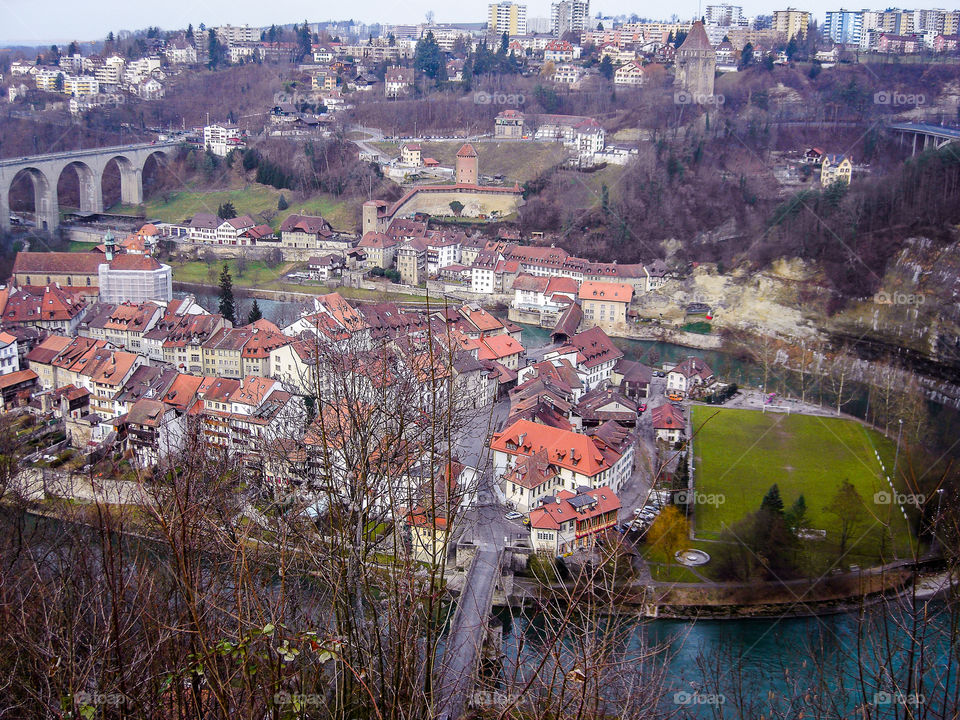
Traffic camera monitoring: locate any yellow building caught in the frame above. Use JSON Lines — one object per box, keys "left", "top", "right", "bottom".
{"left": 488, "top": 2, "right": 527, "bottom": 36}
{"left": 773, "top": 8, "right": 811, "bottom": 40}
{"left": 400, "top": 142, "right": 423, "bottom": 167}
{"left": 820, "top": 154, "right": 852, "bottom": 186}
{"left": 405, "top": 507, "right": 450, "bottom": 565}
{"left": 578, "top": 281, "right": 633, "bottom": 331}
{"left": 311, "top": 71, "right": 336, "bottom": 92}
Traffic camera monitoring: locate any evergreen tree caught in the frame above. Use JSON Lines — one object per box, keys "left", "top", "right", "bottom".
{"left": 217, "top": 201, "right": 237, "bottom": 219}
{"left": 739, "top": 42, "right": 754, "bottom": 68}
{"left": 297, "top": 21, "right": 313, "bottom": 60}
{"left": 761, "top": 484, "right": 785, "bottom": 515}
{"left": 785, "top": 495, "right": 807, "bottom": 531}
{"left": 247, "top": 299, "right": 262, "bottom": 324}
{"left": 208, "top": 29, "right": 225, "bottom": 69}
{"left": 218, "top": 265, "right": 236, "bottom": 324}
{"left": 186, "top": 24, "right": 194, "bottom": 40}
{"left": 414, "top": 31, "right": 446, "bottom": 84}
{"left": 599, "top": 55, "right": 614, "bottom": 80}
{"left": 277, "top": 194, "right": 289, "bottom": 211}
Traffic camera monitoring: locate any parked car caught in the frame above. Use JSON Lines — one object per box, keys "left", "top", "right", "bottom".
{"left": 504, "top": 510, "right": 523, "bottom": 521}
{"left": 654, "top": 371, "right": 666, "bottom": 378}
{"left": 638, "top": 403, "right": 647, "bottom": 412}
{"left": 667, "top": 393, "right": 684, "bottom": 402}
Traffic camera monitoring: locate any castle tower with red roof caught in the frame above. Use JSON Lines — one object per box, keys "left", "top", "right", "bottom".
{"left": 455, "top": 143, "right": 478, "bottom": 186}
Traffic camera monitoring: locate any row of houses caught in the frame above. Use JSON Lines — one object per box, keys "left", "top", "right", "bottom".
{"left": 480, "top": 323, "right": 634, "bottom": 554}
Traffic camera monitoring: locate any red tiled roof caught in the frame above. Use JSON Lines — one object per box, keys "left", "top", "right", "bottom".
{"left": 0, "top": 368, "right": 38, "bottom": 391}
{"left": 578, "top": 281, "right": 632, "bottom": 303}
{"left": 529, "top": 486, "right": 621, "bottom": 531}
{"left": 651, "top": 403, "right": 684, "bottom": 430}
{"left": 491, "top": 418, "right": 613, "bottom": 477}
{"left": 3, "top": 285, "right": 87, "bottom": 323}
{"left": 570, "top": 327, "right": 623, "bottom": 369}
{"left": 13, "top": 252, "right": 102, "bottom": 274}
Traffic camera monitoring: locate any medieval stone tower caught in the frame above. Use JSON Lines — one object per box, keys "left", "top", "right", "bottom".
{"left": 675, "top": 21, "right": 716, "bottom": 98}
{"left": 455, "top": 143, "right": 479, "bottom": 185}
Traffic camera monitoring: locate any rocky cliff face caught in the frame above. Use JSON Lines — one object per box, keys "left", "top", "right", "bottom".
{"left": 642, "top": 233, "right": 960, "bottom": 407}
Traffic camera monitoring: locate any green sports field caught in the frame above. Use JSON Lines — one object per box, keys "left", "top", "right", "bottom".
{"left": 690, "top": 406, "right": 917, "bottom": 560}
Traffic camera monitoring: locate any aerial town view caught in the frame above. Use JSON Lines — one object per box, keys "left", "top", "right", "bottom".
{"left": 1, "top": 0, "right": 960, "bottom": 715}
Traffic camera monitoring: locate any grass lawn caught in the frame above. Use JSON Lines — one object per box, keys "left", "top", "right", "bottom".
{"left": 171, "top": 259, "right": 434, "bottom": 303}
{"left": 67, "top": 240, "right": 100, "bottom": 252}
{"left": 171, "top": 258, "right": 297, "bottom": 288}
{"left": 372, "top": 140, "right": 571, "bottom": 183}
{"left": 690, "top": 407, "right": 915, "bottom": 563}
{"left": 110, "top": 182, "right": 357, "bottom": 232}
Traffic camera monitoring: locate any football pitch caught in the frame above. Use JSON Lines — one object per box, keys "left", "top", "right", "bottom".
{"left": 690, "top": 406, "right": 915, "bottom": 558}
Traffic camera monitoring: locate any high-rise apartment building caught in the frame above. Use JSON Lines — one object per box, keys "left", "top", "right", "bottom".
{"left": 773, "top": 8, "right": 811, "bottom": 39}
{"left": 823, "top": 9, "right": 863, "bottom": 44}
{"left": 704, "top": 4, "right": 748, "bottom": 27}
{"left": 489, "top": 2, "right": 528, "bottom": 36}
{"left": 551, "top": 0, "right": 590, "bottom": 37}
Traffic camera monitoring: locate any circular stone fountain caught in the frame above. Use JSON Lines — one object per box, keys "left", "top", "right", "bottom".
{"left": 675, "top": 549, "right": 710, "bottom": 566}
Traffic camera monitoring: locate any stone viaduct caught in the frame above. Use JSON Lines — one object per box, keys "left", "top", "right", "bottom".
{"left": 0, "top": 140, "right": 180, "bottom": 232}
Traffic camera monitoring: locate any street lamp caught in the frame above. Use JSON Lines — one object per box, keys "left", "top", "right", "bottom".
{"left": 892, "top": 418, "right": 903, "bottom": 489}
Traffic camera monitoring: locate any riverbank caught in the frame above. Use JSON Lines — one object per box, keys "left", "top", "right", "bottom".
{"left": 604, "top": 323, "right": 723, "bottom": 350}
{"left": 10, "top": 490, "right": 946, "bottom": 620}
{"left": 504, "top": 562, "right": 946, "bottom": 620}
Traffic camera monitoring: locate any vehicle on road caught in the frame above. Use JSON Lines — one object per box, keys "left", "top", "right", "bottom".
{"left": 654, "top": 371, "right": 666, "bottom": 378}
{"left": 504, "top": 510, "right": 523, "bottom": 521}
{"left": 667, "top": 393, "right": 684, "bottom": 402}
{"left": 638, "top": 403, "right": 647, "bottom": 413}
{"left": 522, "top": 517, "right": 530, "bottom": 526}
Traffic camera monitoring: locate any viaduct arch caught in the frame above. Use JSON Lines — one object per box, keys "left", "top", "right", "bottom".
{"left": 0, "top": 141, "right": 180, "bottom": 232}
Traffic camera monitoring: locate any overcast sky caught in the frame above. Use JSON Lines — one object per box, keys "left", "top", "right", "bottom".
{"left": 0, "top": 0, "right": 955, "bottom": 46}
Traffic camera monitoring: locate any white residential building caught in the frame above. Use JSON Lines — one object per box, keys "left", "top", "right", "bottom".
{"left": 0, "top": 332, "right": 19, "bottom": 375}
{"left": 204, "top": 123, "right": 243, "bottom": 156}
